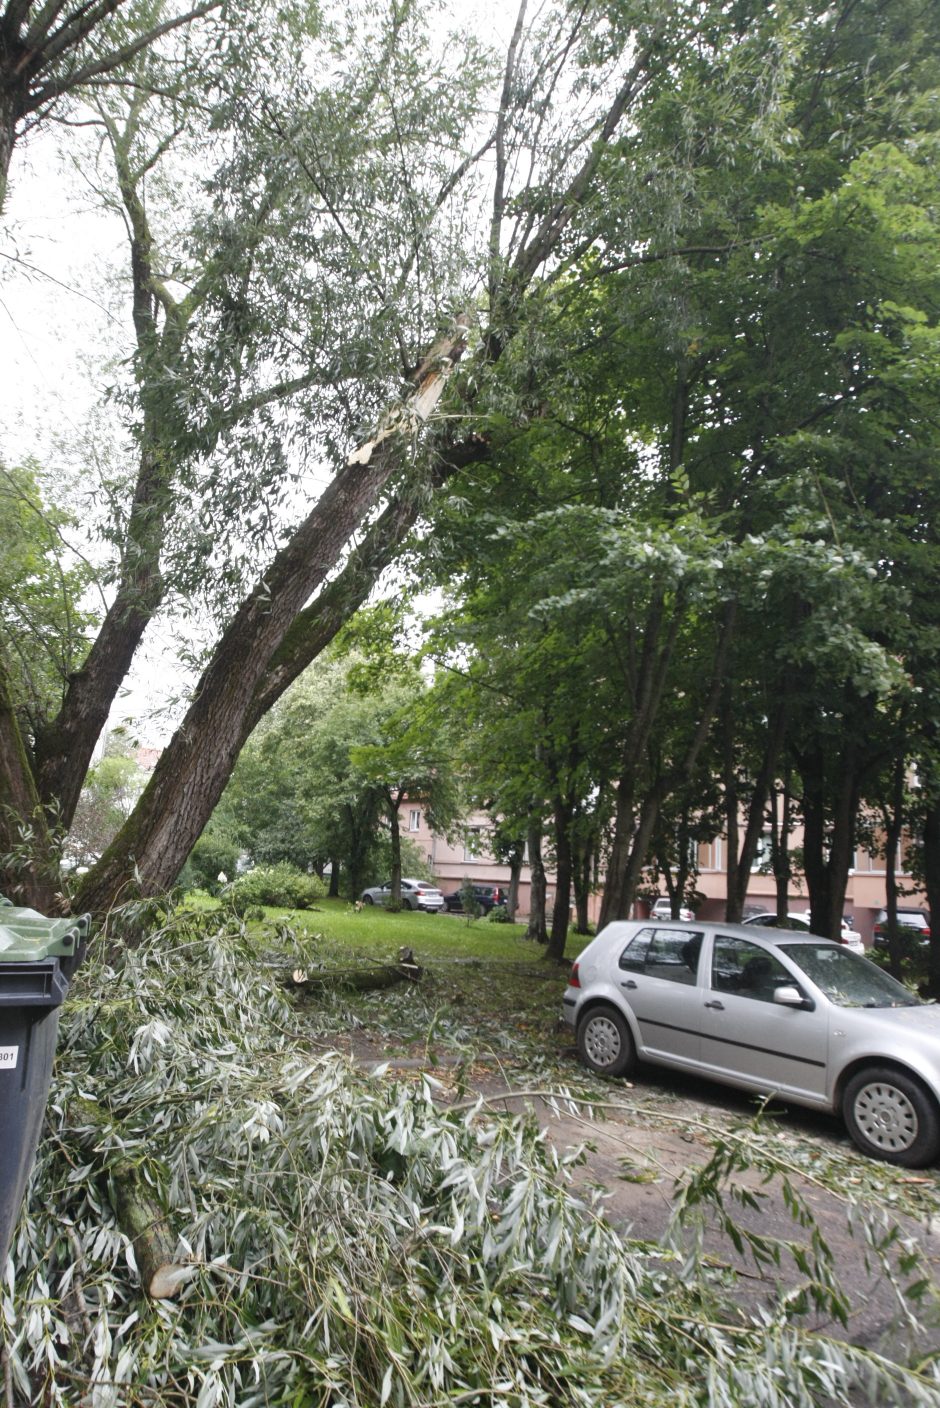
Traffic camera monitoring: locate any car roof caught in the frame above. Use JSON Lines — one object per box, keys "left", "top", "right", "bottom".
{"left": 603, "top": 918, "right": 835, "bottom": 947}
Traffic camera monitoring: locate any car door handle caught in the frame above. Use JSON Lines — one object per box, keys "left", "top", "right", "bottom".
{"left": 704, "top": 1000, "right": 724, "bottom": 1010}
{"left": 620, "top": 979, "right": 638, "bottom": 990}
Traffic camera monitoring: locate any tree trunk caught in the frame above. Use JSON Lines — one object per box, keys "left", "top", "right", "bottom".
{"left": 328, "top": 861, "right": 340, "bottom": 898}
{"left": 722, "top": 694, "right": 739, "bottom": 922}
{"left": 602, "top": 602, "right": 731, "bottom": 923}
{"left": 0, "top": 661, "right": 56, "bottom": 908}
{"left": 882, "top": 756, "right": 906, "bottom": 978}
{"left": 546, "top": 797, "right": 573, "bottom": 962}
{"left": 921, "top": 792, "right": 940, "bottom": 997}
{"left": 801, "top": 742, "right": 861, "bottom": 941}
{"left": 525, "top": 819, "right": 548, "bottom": 943}
{"left": 284, "top": 958, "right": 421, "bottom": 993}
{"left": 507, "top": 846, "right": 522, "bottom": 921}
{"left": 770, "top": 776, "right": 792, "bottom": 921}
{"left": 726, "top": 705, "right": 787, "bottom": 923}
{"left": 388, "top": 787, "right": 404, "bottom": 904}
{"left": 74, "top": 325, "right": 468, "bottom": 915}
{"left": 618, "top": 786, "right": 664, "bottom": 919}
{"left": 572, "top": 837, "right": 592, "bottom": 934}
{"left": 0, "top": 96, "right": 13, "bottom": 215}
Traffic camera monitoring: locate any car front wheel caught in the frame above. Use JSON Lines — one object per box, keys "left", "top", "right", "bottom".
{"left": 842, "top": 1066, "right": 940, "bottom": 1167}
{"left": 576, "top": 1006, "right": 635, "bottom": 1078}
{"left": 363, "top": 895, "right": 375, "bottom": 905}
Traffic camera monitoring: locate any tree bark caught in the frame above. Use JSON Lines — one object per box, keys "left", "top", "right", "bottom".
{"left": 882, "top": 756, "right": 906, "bottom": 977}
{"left": 525, "top": 818, "right": 548, "bottom": 943}
{"left": 770, "top": 776, "right": 793, "bottom": 921}
{"left": 800, "top": 740, "right": 861, "bottom": 941}
{"left": 921, "top": 792, "right": 940, "bottom": 997}
{"left": 546, "top": 795, "right": 573, "bottom": 962}
{"left": 0, "top": 658, "right": 57, "bottom": 908}
{"left": 388, "top": 787, "right": 404, "bottom": 904}
{"left": 725, "top": 703, "right": 787, "bottom": 923}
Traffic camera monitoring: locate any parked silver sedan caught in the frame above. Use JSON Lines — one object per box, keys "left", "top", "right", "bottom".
{"left": 563, "top": 920, "right": 940, "bottom": 1166}
{"left": 360, "top": 878, "right": 445, "bottom": 912}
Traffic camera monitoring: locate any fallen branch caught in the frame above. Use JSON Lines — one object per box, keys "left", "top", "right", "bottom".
{"left": 284, "top": 956, "right": 423, "bottom": 994}
{"left": 66, "top": 1099, "right": 194, "bottom": 1300}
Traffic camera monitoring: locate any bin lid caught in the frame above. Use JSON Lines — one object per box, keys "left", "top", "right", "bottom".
{"left": 0, "top": 915, "right": 88, "bottom": 962}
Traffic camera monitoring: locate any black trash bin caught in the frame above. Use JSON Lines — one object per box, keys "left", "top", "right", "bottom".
{"left": 0, "top": 904, "right": 89, "bottom": 1267}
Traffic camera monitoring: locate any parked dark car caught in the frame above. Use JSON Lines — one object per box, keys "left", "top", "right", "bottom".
{"left": 872, "top": 908, "right": 930, "bottom": 951}
{"left": 444, "top": 884, "right": 507, "bottom": 914}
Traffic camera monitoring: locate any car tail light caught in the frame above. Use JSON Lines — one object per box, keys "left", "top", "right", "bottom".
{"left": 925, "top": 927, "right": 931, "bottom": 939}
{"left": 567, "top": 962, "right": 580, "bottom": 988}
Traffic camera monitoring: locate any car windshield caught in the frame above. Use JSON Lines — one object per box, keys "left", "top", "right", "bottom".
{"left": 780, "top": 943, "right": 919, "bottom": 1008}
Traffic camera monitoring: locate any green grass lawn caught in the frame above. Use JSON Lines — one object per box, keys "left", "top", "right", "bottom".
{"left": 190, "top": 892, "right": 589, "bottom": 963}
{"left": 182, "top": 894, "right": 586, "bottom": 1061}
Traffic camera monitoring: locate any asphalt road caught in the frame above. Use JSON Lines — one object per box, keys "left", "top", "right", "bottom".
{"left": 338, "top": 1032, "right": 940, "bottom": 1363}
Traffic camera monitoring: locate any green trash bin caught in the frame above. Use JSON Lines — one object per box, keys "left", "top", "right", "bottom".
{"left": 0, "top": 907, "right": 89, "bottom": 1266}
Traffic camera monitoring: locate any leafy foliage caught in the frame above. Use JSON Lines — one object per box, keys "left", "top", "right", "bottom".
{"left": 3, "top": 912, "right": 940, "bottom": 1405}
{"left": 0, "top": 463, "right": 97, "bottom": 733}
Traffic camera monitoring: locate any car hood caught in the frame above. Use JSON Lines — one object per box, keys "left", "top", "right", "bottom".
{"left": 838, "top": 1002, "right": 940, "bottom": 1040}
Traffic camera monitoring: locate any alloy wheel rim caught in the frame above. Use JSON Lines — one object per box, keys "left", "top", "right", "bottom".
{"left": 585, "top": 1016, "right": 621, "bottom": 1068}
{"left": 854, "top": 1081, "right": 918, "bottom": 1152}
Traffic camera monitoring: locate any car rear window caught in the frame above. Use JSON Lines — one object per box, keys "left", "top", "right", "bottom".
{"left": 619, "top": 927, "right": 703, "bottom": 984}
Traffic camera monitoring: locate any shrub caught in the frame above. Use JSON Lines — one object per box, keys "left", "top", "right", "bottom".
{"left": 229, "top": 862, "right": 325, "bottom": 912}
{"left": 186, "top": 827, "right": 240, "bottom": 894}
{"left": 488, "top": 903, "right": 512, "bottom": 923}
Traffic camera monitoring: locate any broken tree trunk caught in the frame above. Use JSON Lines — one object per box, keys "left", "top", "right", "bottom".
{"left": 283, "top": 954, "right": 423, "bottom": 994}
{"left": 67, "top": 1098, "right": 193, "bottom": 1300}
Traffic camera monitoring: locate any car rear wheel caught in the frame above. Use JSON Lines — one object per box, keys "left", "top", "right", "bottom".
{"left": 577, "top": 1007, "right": 635, "bottom": 1078}
{"left": 842, "top": 1066, "right": 940, "bottom": 1167}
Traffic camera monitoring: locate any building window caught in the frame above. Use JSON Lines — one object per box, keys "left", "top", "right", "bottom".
{"left": 751, "top": 833, "right": 773, "bottom": 873}
{"left": 408, "top": 809, "right": 421, "bottom": 833}
{"left": 463, "top": 826, "right": 483, "bottom": 862}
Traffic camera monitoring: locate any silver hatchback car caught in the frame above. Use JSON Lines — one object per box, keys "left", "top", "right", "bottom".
{"left": 563, "top": 920, "right": 940, "bottom": 1167}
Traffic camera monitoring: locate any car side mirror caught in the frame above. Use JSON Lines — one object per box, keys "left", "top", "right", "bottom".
{"left": 774, "top": 985, "right": 812, "bottom": 1009}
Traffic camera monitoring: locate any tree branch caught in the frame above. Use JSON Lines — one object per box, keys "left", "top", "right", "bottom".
{"left": 27, "top": 0, "right": 220, "bottom": 112}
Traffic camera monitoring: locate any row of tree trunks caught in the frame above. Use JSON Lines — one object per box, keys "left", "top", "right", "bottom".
{"left": 600, "top": 602, "right": 737, "bottom": 925}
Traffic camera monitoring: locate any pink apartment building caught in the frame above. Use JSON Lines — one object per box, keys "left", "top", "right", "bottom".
{"left": 403, "top": 802, "right": 927, "bottom": 945}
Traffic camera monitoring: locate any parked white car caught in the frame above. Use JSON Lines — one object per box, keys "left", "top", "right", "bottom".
{"left": 360, "top": 878, "right": 445, "bottom": 912}
{"left": 564, "top": 919, "right": 940, "bottom": 1166}
{"left": 651, "top": 897, "right": 694, "bottom": 922}
{"left": 744, "top": 910, "right": 864, "bottom": 954}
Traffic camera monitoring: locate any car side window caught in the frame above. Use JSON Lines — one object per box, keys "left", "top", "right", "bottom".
{"left": 618, "top": 927, "right": 654, "bottom": 971}
{"left": 711, "top": 936, "right": 790, "bottom": 1003}
{"left": 620, "top": 927, "right": 703, "bottom": 984}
